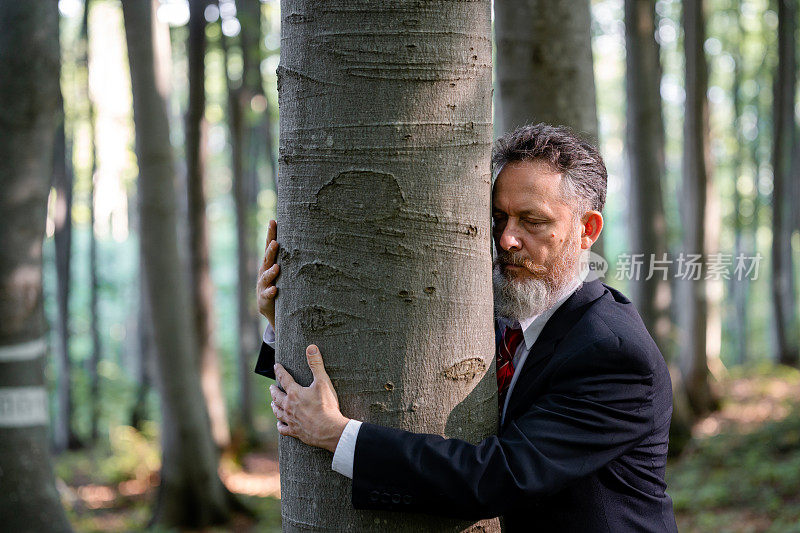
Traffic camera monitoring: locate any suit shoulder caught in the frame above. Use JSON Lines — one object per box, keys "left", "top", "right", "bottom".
{"left": 561, "top": 285, "right": 664, "bottom": 376}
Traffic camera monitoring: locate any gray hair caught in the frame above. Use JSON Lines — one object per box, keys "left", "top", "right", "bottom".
{"left": 491, "top": 123, "right": 607, "bottom": 216}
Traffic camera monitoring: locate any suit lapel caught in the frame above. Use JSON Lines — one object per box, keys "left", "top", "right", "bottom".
{"left": 501, "top": 280, "right": 608, "bottom": 428}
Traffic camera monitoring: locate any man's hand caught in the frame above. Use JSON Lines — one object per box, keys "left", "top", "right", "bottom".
{"left": 257, "top": 219, "right": 279, "bottom": 331}
{"left": 270, "top": 345, "right": 350, "bottom": 453}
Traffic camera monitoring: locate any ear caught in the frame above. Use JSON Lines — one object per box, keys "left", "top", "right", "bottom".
{"left": 580, "top": 211, "right": 603, "bottom": 249}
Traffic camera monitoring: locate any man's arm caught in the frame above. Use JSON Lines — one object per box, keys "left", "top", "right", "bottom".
{"left": 273, "top": 339, "right": 658, "bottom": 520}
{"left": 350, "top": 339, "right": 657, "bottom": 519}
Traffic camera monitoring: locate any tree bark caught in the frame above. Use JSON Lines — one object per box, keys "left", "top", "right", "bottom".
{"left": 494, "top": 0, "right": 601, "bottom": 253}
{"left": 276, "top": 1, "right": 498, "bottom": 530}
{"left": 771, "top": 0, "right": 799, "bottom": 367}
{"left": 623, "top": 0, "right": 691, "bottom": 452}
{"left": 186, "top": 0, "right": 231, "bottom": 449}
{"left": 0, "top": 0, "right": 73, "bottom": 530}
{"left": 679, "top": 0, "right": 719, "bottom": 415}
{"left": 122, "top": 0, "right": 235, "bottom": 526}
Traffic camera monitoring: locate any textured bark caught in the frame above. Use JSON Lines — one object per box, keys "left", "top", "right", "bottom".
{"left": 623, "top": 0, "right": 691, "bottom": 452}
{"left": 186, "top": 0, "right": 231, "bottom": 449}
{"left": 53, "top": 87, "right": 81, "bottom": 451}
{"left": 122, "top": 0, "right": 234, "bottom": 526}
{"left": 0, "top": 0, "right": 73, "bottom": 530}
{"left": 495, "top": 0, "right": 601, "bottom": 254}
{"left": 276, "top": 1, "right": 498, "bottom": 530}
{"left": 679, "top": 0, "right": 719, "bottom": 415}
{"left": 771, "top": 0, "right": 799, "bottom": 367}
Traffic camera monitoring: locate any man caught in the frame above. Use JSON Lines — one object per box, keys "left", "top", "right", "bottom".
{"left": 255, "top": 124, "right": 678, "bottom": 531}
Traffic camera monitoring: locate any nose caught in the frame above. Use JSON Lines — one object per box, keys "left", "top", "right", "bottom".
{"left": 498, "top": 220, "right": 522, "bottom": 251}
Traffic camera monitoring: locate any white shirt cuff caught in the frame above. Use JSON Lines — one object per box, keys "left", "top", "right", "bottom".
{"left": 262, "top": 324, "right": 276, "bottom": 347}
{"left": 331, "top": 419, "right": 362, "bottom": 479}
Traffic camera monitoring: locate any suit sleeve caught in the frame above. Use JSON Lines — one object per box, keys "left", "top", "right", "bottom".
{"left": 351, "top": 341, "right": 655, "bottom": 520}
{"left": 254, "top": 342, "right": 275, "bottom": 380}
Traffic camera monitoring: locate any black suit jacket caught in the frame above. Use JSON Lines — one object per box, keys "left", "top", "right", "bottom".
{"left": 255, "top": 280, "right": 678, "bottom": 532}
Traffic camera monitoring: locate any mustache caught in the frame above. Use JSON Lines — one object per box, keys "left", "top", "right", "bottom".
{"left": 494, "top": 251, "right": 548, "bottom": 276}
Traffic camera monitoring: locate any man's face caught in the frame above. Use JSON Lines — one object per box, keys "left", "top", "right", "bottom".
{"left": 491, "top": 159, "right": 584, "bottom": 319}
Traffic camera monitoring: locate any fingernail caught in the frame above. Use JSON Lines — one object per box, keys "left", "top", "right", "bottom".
{"left": 307, "top": 345, "right": 318, "bottom": 355}
{"left": 273, "top": 364, "right": 277, "bottom": 370}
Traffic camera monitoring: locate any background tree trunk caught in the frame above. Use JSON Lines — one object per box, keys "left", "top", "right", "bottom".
{"left": 186, "top": 0, "right": 231, "bottom": 449}
{"left": 53, "top": 80, "right": 81, "bottom": 452}
{"left": 80, "top": 0, "right": 103, "bottom": 444}
{"left": 0, "top": 1, "right": 73, "bottom": 530}
{"left": 679, "top": 0, "right": 719, "bottom": 415}
{"left": 771, "top": 0, "right": 799, "bottom": 367}
{"left": 494, "top": 0, "right": 601, "bottom": 253}
{"left": 276, "top": 1, "right": 498, "bottom": 530}
{"left": 623, "top": 0, "right": 691, "bottom": 453}
{"left": 122, "top": 0, "right": 235, "bottom": 526}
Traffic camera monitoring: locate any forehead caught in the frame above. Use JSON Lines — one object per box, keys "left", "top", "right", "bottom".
{"left": 492, "top": 159, "right": 567, "bottom": 214}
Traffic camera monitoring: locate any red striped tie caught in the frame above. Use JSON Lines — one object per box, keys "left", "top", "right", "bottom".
{"left": 497, "top": 326, "right": 524, "bottom": 414}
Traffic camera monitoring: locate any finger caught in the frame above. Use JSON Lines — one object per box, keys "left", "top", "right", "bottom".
{"left": 269, "top": 385, "right": 286, "bottom": 408}
{"left": 274, "top": 363, "right": 297, "bottom": 392}
{"left": 268, "top": 219, "right": 277, "bottom": 245}
{"left": 277, "top": 420, "right": 293, "bottom": 437}
{"left": 261, "top": 264, "right": 280, "bottom": 286}
{"left": 306, "top": 345, "right": 329, "bottom": 382}
{"left": 271, "top": 400, "right": 286, "bottom": 421}
{"left": 265, "top": 239, "right": 279, "bottom": 269}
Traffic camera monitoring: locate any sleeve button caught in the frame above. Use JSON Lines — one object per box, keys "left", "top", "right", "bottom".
{"left": 369, "top": 490, "right": 379, "bottom": 502}
{"left": 392, "top": 493, "right": 401, "bottom": 504}
{"left": 381, "top": 492, "right": 391, "bottom": 503}
{"left": 403, "top": 495, "right": 413, "bottom": 505}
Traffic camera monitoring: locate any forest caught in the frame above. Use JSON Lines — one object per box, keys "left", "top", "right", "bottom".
{"left": 0, "top": 0, "right": 799, "bottom": 531}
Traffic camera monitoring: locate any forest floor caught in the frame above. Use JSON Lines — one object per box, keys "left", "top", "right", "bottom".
{"left": 57, "top": 365, "right": 800, "bottom": 532}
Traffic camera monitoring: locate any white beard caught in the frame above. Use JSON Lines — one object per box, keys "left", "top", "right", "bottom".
{"left": 492, "top": 252, "right": 581, "bottom": 321}
{"left": 492, "top": 265, "right": 553, "bottom": 320}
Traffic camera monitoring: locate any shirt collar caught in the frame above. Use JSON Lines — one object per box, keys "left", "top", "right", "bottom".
{"left": 497, "top": 277, "right": 583, "bottom": 351}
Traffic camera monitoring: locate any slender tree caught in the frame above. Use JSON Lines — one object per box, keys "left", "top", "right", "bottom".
{"left": 53, "top": 61, "right": 81, "bottom": 452}
{"left": 0, "top": 0, "right": 72, "bottom": 530}
{"left": 220, "top": 0, "right": 274, "bottom": 442}
{"left": 186, "top": 0, "right": 231, "bottom": 448}
{"left": 623, "top": 0, "right": 691, "bottom": 453}
{"left": 122, "top": 0, "right": 237, "bottom": 525}
{"left": 76, "top": 0, "right": 104, "bottom": 443}
{"left": 494, "top": 0, "right": 601, "bottom": 253}
{"left": 275, "top": 1, "right": 498, "bottom": 530}
{"left": 679, "top": 0, "right": 719, "bottom": 415}
{"left": 771, "top": 0, "right": 799, "bottom": 367}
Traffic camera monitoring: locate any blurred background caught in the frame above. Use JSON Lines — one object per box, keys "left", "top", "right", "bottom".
{"left": 1, "top": 0, "right": 798, "bottom": 531}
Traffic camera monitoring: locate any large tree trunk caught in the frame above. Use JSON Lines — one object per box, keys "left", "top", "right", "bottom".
{"left": 494, "top": 0, "right": 601, "bottom": 253}
{"left": 186, "top": 0, "right": 231, "bottom": 449}
{"left": 53, "top": 83, "right": 81, "bottom": 452}
{"left": 122, "top": 0, "right": 235, "bottom": 526}
{"left": 771, "top": 0, "right": 799, "bottom": 367}
{"left": 276, "top": 1, "right": 498, "bottom": 530}
{"left": 623, "top": 0, "right": 691, "bottom": 453}
{"left": 679, "top": 0, "right": 719, "bottom": 415}
{"left": 0, "top": 1, "right": 73, "bottom": 530}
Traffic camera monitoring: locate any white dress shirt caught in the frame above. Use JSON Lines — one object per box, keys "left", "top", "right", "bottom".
{"left": 262, "top": 279, "right": 582, "bottom": 480}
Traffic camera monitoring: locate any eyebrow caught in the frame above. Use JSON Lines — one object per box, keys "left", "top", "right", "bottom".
{"left": 492, "top": 208, "right": 550, "bottom": 219}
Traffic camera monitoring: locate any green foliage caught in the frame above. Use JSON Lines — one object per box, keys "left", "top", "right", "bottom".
{"left": 668, "top": 370, "right": 800, "bottom": 532}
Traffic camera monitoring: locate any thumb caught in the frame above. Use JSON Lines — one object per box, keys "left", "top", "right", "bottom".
{"left": 306, "top": 344, "right": 328, "bottom": 382}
